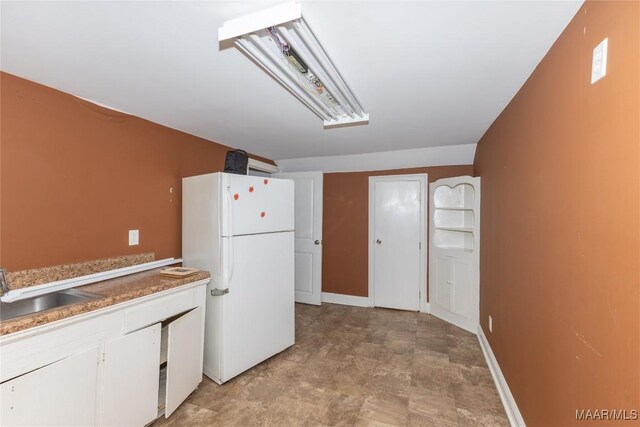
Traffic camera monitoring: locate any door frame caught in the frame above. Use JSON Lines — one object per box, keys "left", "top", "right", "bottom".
{"left": 368, "top": 174, "right": 428, "bottom": 313}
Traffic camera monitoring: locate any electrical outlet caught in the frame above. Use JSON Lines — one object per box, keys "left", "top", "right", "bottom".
{"left": 489, "top": 315, "right": 493, "bottom": 333}
{"left": 591, "top": 37, "right": 608, "bottom": 84}
{"left": 128, "top": 230, "right": 139, "bottom": 246}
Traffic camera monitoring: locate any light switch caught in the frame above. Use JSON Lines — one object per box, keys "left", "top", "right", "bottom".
{"left": 591, "top": 37, "right": 608, "bottom": 84}
{"left": 128, "top": 230, "right": 139, "bottom": 246}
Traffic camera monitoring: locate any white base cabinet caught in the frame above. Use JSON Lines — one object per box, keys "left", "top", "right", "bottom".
{"left": 1, "top": 346, "right": 100, "bottom": 426}
{"left": 0, "top": 279, "right": 209, "bottom": 427}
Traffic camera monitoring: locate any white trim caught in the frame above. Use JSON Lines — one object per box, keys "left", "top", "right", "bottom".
{"left": 1, "top": 258, "right": 182, "bottom": 303}
{"left": 248, "top": 158, "right": 279, "bottom": 174}
{"left": 421, "top": 302, "right": 431, "bottom": 314}
{"left": 368, "top": 174, "right": 428, "bottom": 312}
{"left": 321, "top": 292, "right": 369, "bottom": 308}
{"left": 477, "top": 325, "right": 526, "bottom": 427}
{"left": 275, "top": 144, "right": 476, "bottom": 173}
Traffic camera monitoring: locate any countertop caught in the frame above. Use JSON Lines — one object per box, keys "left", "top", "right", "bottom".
{"left": 0, "top": 268, "right": 210, "bottom": 336}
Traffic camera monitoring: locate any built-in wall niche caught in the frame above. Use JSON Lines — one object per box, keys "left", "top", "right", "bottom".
{"left": 432, "top": 183, "right": 476, "bottom": 251}
{"left": 429, "top": 176, "right": 480, "bottom": 333}
{"left": 433, "top": 183, "right": 475, "bottom": 209}
{"left": 433, "top": 228, "right": 475, "bottom": 252}
{"left": 433, "top": 209, "right": 475, "bottom": 230}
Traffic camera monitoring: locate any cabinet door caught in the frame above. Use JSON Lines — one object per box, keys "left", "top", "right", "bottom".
{"left": 0, "top": 346, "right": 99, "bottom": 426}
{"left": 100, "top": 323, "right": 161, "bottom": 426}
{"left": 165, "top": 306, "right": 204, "bottom": 417}
{"left": 434, "top": 254, "right": 454, "bottom": 311}
{"left": 452, "top": 258, "right": 473, "bottom": 317}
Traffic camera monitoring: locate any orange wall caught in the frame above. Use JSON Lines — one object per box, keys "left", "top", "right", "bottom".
{"left": 474, "top": 2, "right": 639, "bottom": 426}
{"left": 0, "top": 72, "right": 272, "bottom": 271}
{"left": 323, "top": 165, "right": 473, "bottom": 298}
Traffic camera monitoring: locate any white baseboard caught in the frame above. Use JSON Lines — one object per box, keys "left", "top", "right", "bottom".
{"left": 421, "top": 302, "right": 431, "bottom": 313}
{"left": 321, "top": 292, "right": 370, "bottom": 307}
{"left": 477, "top": 325, "right": 526, "bottom": 427}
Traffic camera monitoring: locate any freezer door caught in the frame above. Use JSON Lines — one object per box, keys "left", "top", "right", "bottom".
{"left": 219, "top": 231, "right": 295, "bottom": 383}
{"left": 221, "top": 174, "right": 294, "bottom": 236}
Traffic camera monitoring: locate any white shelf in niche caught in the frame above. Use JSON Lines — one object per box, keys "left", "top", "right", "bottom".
{"left": 434, "top": 207, "right": 474, "bottom": 211}
{"left": 438, "top": 246, "right": 474, "bottom": 254}
{"left": 435, "top": 226, "right": 473, "bottom": 233}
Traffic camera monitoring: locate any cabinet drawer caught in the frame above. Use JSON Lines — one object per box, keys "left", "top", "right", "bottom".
{"left": 124, "top": 289, "right": 196, "bottom": 333}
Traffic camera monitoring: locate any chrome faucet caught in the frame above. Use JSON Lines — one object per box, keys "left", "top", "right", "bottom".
{"left": 0, "top": 268, "right": 9, "bottom": 296}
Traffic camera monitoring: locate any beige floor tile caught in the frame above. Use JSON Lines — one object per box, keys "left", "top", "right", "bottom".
{"left": 369, "top": 369, "right": 412, "bottom": 398}
{"left": 447, "top": 344, "right": 487, "bottom": 368}
{"left": 456, "top": 407, "right": 510, "bottom": 427}
{"left": 408, "top": 386, "right": 458, "bottom": 423}
{"left": 383, "top": 335, "right": 416, "bottom": 356}
{"left": 376, "top": 351, "right": 414, "bottom": 375}
{"left": 321, "top": 393, "right": 367, "bottom": 426}
{"left": 350, "top": 341, "right": 386, "bottom": 360}
{"left": 452, "top": 383, "right": 508, "bottom": 422}
{"left": 407, "top": 411, "right": 459, "bottom": 427}
{"left": 449, "top": 363, "right": 494, "bottom": 387}
{"left": 354, "top": 417, "right": 401, "bottom": 427}
{"left": 358, "top": 392, "right": 409, "bottom": 426}
{"left": 416, "top": 336, "right": 449, "bottom": 354}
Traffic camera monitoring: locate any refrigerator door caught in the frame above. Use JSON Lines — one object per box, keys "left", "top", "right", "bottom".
{"left": 221, "top": 174, "right": 294, "bottom": 237}
{"left": 219, "top": 231, "right": 295, "bottom": 383}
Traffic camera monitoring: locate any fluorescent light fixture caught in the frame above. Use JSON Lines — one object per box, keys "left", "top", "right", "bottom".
{"left": 219, "top": 2, "right": 369, "bottom": 129}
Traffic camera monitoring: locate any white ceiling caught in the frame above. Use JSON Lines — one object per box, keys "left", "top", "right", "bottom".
{"left": 0, "top": 1, "right": 582, "bottom": 161}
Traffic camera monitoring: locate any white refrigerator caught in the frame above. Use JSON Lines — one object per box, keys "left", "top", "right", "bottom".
{"left": 182, "top": 172, "right": 295, "bottom": 384}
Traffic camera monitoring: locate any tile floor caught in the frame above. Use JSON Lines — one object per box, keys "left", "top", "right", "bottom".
{"left": 153, "top": 303, "right": 509, "bottom": 426}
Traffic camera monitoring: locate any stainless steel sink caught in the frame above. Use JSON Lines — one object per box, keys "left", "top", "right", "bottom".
{"left": 0, "top": 289, "right": 102, "bottom": 322}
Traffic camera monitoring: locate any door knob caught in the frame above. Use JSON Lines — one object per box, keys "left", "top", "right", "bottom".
{"left": 314, "top": 240, "right": 321, "bottom": 245}
{"left": 376, "top": 239, "right": 382, "bottom": 244}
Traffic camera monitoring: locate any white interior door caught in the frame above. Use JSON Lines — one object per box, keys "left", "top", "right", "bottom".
{"left": 274, "top": 171, "right": 323, "bottom": 305}
{"left": 370, "top": 175, "right": 426, "bottom": 311}
{"left": 165, "top": 306, "right": 205, "bottom": 417}
{"left": 101, "top": 324, "right": 161, "bottom": 426}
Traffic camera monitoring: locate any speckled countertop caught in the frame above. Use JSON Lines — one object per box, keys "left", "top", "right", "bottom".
{"left": 0, "top": 268, "right": 211, "bottom": 336}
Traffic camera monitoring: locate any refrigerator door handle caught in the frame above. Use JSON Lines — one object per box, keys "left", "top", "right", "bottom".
{"left": 226, "top": 184, "right": 235, "bottom": 286}
{"left": 211, "top": 288, "right": 229, "bottom": 296}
